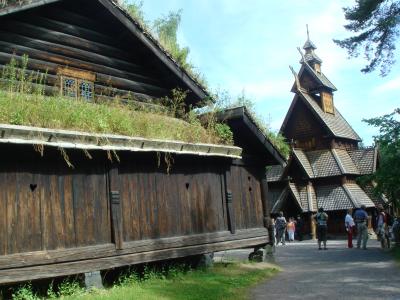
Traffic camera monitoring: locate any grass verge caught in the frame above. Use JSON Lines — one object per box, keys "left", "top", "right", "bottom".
{"left": 61, "top": 262, "right": 278, "bottom": 300}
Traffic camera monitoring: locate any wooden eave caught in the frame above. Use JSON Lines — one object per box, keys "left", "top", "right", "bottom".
{"left": 217, "top": 106, "right": 286, "bottom": 165}
{"left": 0, "top": 0, "right": 209, "bottom": 104}
{"left": 291, "top": 150, "right": 313, "bottom": 178}
{"left": 0, "top": 124, "right": 242, "bottom": 158}
{"left": 290, "top": 63, "right": 337, "bottom": 93}
{"left": 0, "top": 0, "right": 59, "bottom": 16}
{"left": 280, "top": 93, "right": 332, "bottom": 139}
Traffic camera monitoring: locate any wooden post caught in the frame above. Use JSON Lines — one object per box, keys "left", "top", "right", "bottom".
{"left": 260, "top": 177, "right": 270, "bottom": 228}
{"left": 260, "top": 176, "right": 274, "bottom": 245}
{"left": 109, "top": 166, "right": 124, "bottom": 250}
{"left": 310, "top": 213, "right": 316, "bottom": 240}
{"left": 224, "top": 167, "right": 236, "bottom": 234}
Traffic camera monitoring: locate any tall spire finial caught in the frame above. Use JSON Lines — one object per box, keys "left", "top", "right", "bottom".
{"left": 306, "top": 24, "right": 310, "bottom": 40}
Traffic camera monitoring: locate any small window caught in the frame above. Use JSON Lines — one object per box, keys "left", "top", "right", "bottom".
{"left": 63, "top": 77, "right": 77, "bottom": 98}
{"left": 58, "top": 67, "right": 95, "bottom": 101}
{"left": 79, "top": 81, "right": 94, "bottom": 100}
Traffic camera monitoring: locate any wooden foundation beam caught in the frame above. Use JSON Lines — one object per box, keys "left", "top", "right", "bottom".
{"left": 0, "top": 235, "right": 267, "bottom": 285}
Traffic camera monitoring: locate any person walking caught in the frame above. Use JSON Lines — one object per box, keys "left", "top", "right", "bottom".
{"left": 287, "top": 218, "right": 296, "bottom": 242}
{"left": 314, "top": 207, "right": 328, "bottom": 250}
{"left": 354, "top": 205, "right": 369, "bottom": 250}
{"left": 376, "top": 205, "right": 390, "bottom": 249}
{"left": 345, "top": 209, "right": 355, "bottom": 248}
{"left": 275, "top": 212, "right": 287, "bottom": 245}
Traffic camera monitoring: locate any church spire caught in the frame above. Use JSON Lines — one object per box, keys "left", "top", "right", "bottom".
{"left": 301, "top": 25, "right": 322, "bottom": 73}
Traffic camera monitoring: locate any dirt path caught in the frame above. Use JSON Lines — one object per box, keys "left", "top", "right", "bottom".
{"left": 215, "top": 239, "right": 400, "bottom": 300}
{"left": 252, "top": 239, "right": 400, "bottom": 300}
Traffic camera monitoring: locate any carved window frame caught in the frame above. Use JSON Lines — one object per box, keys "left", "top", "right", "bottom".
{"left": 58, "top": 68, "right": 95, "bottom": 101}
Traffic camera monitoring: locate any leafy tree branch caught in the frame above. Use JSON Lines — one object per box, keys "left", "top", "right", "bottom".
{"left": 334, "top": 0, "right": 400, "bottom": 76}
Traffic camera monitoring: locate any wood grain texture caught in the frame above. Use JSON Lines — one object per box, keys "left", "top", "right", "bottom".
{"left": 0, "top": 235, "right": 268, "bottom": 285}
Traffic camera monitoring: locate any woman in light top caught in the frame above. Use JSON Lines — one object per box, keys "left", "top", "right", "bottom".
{"left": 287, "top": 217, "right": 296, "bottom": 242}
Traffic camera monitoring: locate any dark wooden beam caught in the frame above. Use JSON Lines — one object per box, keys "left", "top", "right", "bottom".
{"left": 0, "top": 235, "right": 267, "bottom": 285}
{"left": 108, "top": 166, "right": 123, "bottom": 250}
{"left": 0, "top": 228, "right": 267, "bottom": 270}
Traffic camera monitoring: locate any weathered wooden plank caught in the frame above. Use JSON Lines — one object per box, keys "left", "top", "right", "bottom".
{"left": 224, "top": 166, "right": 236, "bottom": 234}
{"left": 126, "top": 171, "right": 140, "bottom": 241}
{"left": 219, "top": 171, "right": 228, "bottom": 231}
{"left": 109, "top": 166, "right": 123, "bottom": 250}
{"left": 40, "top": 5, "right": 109, "bottom": 34}
{"left": 0, "top": 228, "right": 267, "bottom": 271}
{"left": 0, "top": 30, "right": 160, "bottom": 85}
{"left": 18, "top": 13, "right": 122, "bottom": 49}
{"left": 0, "top": 42, "right": 168, "bottom": 96}
{"left": 260, "top": 176, "right": 270, "bottom": 229}
{"left": 0, "top": 235, "right": 267, "bottom": 285}
{"left": 0, "top": 20, "right": 141, "bottom": 67}
{"left": 61, "top": 172, "right": 76, "bottom": 249}
{"left": 155, "top": 170, "right": 168, "bottom": 237}
{"left": 0, "top": 172, "right": 7, "bottom": 255}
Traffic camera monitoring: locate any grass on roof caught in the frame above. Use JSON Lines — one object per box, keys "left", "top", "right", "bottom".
{"left": 0, "top": 89, "right": 228, "bottom": 145}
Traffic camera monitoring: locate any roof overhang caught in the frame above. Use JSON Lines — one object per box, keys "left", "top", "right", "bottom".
{"left": 0, "top": 124, "right": 242, "bottom": 159}
{"left": 216, "top": 106, "right": 286, "bottom": 165}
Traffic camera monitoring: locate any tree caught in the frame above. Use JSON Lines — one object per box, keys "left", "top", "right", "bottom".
{"left": 122, "top": 1, "right": 206, "bottom": 86}
{"left": 363, "top": 108, "right": 400, "bottom": 208}
{"left": 334, "top": 0, "right": 400, "bottom": 76}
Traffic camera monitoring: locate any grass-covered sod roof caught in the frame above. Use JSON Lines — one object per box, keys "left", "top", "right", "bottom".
{"left": 0, "top": 90, "right": 230, "bottom": 146}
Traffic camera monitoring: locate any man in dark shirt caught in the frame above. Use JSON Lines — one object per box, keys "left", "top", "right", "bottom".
{"left": 354, "top": 205, "right": 369, "bottom": 249}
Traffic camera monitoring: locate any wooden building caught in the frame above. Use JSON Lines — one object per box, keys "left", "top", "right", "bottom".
{"left": 266, "top": 35, "right": 386, "bottom": 235}
{"left": 0, "top": 0, "right": 284, "bottom": 285}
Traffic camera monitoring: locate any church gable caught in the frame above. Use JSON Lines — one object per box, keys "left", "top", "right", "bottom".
{"left": 281, "top": 96, "right": 331, "bottom": 150}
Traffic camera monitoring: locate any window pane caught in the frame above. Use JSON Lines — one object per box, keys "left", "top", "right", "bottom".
{"left": 79, "top": 81, "right": 93, "bottom": 101}
{"left": 63, "top": 78, "right": 77, "bottom": 98}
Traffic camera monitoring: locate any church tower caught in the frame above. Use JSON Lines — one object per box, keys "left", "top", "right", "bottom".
{"left": 266, "top": 29, "right": 385, "bottom": 236}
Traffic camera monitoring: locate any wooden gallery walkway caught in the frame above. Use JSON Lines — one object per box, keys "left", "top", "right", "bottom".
{"left": 216, "top": 240, "right": 400, "bottom": 300}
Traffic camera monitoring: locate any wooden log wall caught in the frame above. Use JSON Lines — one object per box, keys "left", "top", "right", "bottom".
{"left": 0, "top": 0, "right": 179, "bottom": 102}
{"left": 229, "top": 164, "right": 264, "bottom": 230}
{"left": 284, "top": 100, "right": 329, "bottom": 150}
{"left": 0, "top": 145, "right": 268, "bottom": 284}
{"left": 0, "top": 148, "right": 111, "bottom": 256}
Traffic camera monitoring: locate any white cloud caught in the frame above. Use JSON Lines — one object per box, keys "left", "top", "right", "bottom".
{"left": 373, "top": 76, "right": 400, "bottom": 93}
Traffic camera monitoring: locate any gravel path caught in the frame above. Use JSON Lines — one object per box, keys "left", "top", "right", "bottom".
{"left": 215, "top": 239, "right": 400, "bottom": 300}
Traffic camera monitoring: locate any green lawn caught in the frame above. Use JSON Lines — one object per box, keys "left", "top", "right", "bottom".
{"left": 62, "top": 263, "right": 278, "bottom": 300}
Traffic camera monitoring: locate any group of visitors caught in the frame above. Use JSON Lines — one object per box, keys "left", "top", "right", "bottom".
{"left": 273, "top": 212, "right": 304, "bottom": 245}
{"left": 344, "top": 205, "right": 369, "bottom": 249}
{"left": 345, "top": 204, "right": 394, "bottom": 249}
{"left": 275, "top": 204, "right": 396, "bottom": 250}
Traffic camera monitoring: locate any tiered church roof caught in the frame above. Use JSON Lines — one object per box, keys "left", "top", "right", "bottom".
{"left": 267, "top": 33, "right": 385, "bottom": 214}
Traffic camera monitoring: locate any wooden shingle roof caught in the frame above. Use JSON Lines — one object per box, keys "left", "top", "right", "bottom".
{"left": 348, "top": 148, "right": 378, "bottom": 174}
{"left": 266, "top": 165, "right": 284, "bottom": 182}
{"left": 286, "top": 148, "right": 377, "bottom": 179}
{"left": 298, "top": 91, "right": 361, "bottom": 141}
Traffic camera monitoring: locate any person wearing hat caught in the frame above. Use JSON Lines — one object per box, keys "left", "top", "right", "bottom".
{"left": 354, "top": 205, "right": 369, "bottom": 249}
{"left": 314, "top": 207, "right": 328, "bottom": 250}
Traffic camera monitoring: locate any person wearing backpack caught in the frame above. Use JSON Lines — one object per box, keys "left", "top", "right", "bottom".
{"left": 275, "top": 212, "right": 287, "bottom": 245}
{"left": 355, "top": 205, "right": 369, "bottom": 250}
{"left": 314, "top": 207, "right": 328, "bottom": 250}
{"left": 376, "top": 205, "right": 391, "bottom": 249}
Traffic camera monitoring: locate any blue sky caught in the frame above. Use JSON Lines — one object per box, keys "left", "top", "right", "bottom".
{"left": 138, "top": 0, "right": 399, "bottom": 146}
